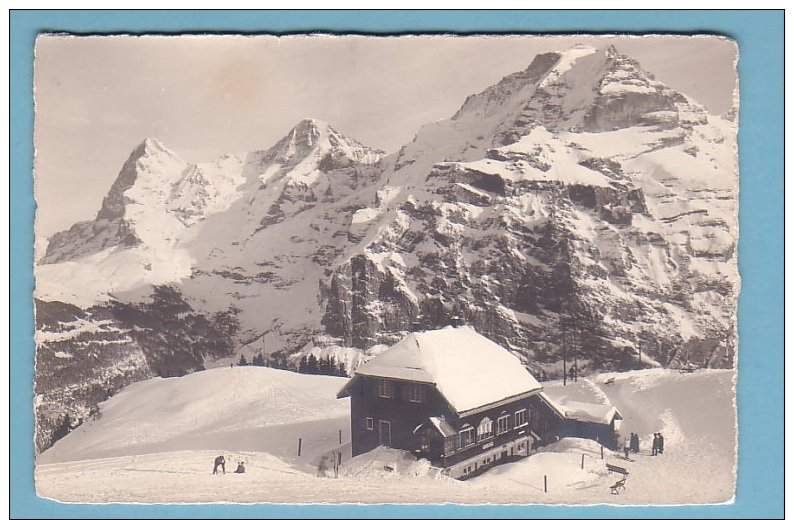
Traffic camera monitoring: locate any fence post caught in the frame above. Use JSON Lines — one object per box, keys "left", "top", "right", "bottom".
{"left": 601, "top": 445, "right": 604, "bottom": 460}
{"left": 339, "top": 429, "right": 342, "bottom": 445}
{"left": 581, "top": 453, "right": 585, "bottom": 469}
{"left": 544, "top": 475, "right": 547, "bottom": 493}
{"left": 298, "top": 437, "right": 302, "bottom": 457}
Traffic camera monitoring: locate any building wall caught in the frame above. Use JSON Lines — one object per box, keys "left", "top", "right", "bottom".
{"left": 559, "top": 419, "right": 618, "bottom": 450}
{"left": 347, "top": 376, "right": 619, "bottom": 471}
{"left": 444, "top": 435, "right": 532, "bottom": 480}
{"left": 439, "top": 397, "right": 537, "bottom": 468}
{"left": 349, "top": 375, "right": 451, "bottom": 457}
{"left": 527, "top": 394, "right": 564, "bottom": 446}
{"left": 347, "top": 375, "right": 556, "bottom": 471}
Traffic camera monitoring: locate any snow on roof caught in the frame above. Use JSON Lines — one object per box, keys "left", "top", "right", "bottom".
{"left": 413, "top": 416, "right": 457, "bottom": 438}
{"left": 541, "top": 392, "right": 622, "bottom": 425}
{"left": 348, "top": 325, "right": 542, "bottom": 415}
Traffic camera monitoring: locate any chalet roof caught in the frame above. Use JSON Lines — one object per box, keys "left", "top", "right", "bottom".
{"left": 413, "top": 416, "right": 457, "bottom": 438}
{"left": 541, "top": 392, "right": 622, "bottom": 425}
{"left": 337, "top": 325, "right": 542, "bottom": 416}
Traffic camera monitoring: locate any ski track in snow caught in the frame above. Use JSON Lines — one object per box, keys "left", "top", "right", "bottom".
{"left": 36, "top": 367, "right": 735, "bottom": 505}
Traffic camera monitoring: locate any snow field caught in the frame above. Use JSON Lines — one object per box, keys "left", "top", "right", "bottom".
{"left": 36, "top": 367, "right": 735, "bottom": 504}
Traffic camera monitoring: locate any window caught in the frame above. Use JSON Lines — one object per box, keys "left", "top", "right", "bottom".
{"left": 459, "top": 424, "right": 475, "bottom": 447}
{"left": 365, "top": 417, "right": 374, "bottom": 431}
{"left": 378, "top": 379, "right": 394, "bottom": 398}
{"left": 497, "top": 414, "right": 510, "bottom": 435}
{"left": 477, "top": 417, "right": 493, "bottom": 441}
{"left": 514, "top": 409, "right": 528, "bottom": 427}
{"left": 408, "top": 383, "right": 425, "bottom": 403}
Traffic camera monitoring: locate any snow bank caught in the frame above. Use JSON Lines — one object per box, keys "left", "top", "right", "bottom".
{"left": 343, "top": 447, "right": 440, "bottom": 481}
{"left": 39, "top": 366, "right": 350, "bottom": 464}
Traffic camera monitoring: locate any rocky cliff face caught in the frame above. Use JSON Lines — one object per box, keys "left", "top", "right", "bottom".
{"left": 35, "top": 44, "right": 738, "bottom": 450}
{"left": 34, "top": 288, "right": 237, "bottom": 453}
{"left": 319, "top": 45, "right": 737, "bottom": 374}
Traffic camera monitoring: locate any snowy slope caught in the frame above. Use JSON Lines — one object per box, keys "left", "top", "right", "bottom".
{"left": 39, "top": 367, "right": 350, "bottom": 465}
{"left": 36, "top": 368, "right": 735, "bottom": 504}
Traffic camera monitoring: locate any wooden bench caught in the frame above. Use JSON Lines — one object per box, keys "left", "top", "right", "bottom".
{"left": 603, "top": 377, "right": 615, "bottom": 386}
{"left": 606, "top": 463, "right": 629, "bottom": 476}
{"left": 610, "top": 477, "right": 627, "bottom": 495}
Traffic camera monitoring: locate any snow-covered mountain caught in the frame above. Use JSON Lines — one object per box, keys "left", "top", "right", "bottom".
{"left": 35, "top": 44, "right": 738, "bottom": 452}
{"left": 322, "top": 44, "right": 737, "bottom": 371}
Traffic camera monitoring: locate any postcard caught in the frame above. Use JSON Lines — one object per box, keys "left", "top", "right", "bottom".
{"left": 32, "top": 34, "right": 739, "bottom": 505}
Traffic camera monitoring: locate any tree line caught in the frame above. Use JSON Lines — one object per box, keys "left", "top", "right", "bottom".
{"left": 236, "top": 352, "right": 348, "bottom": 377}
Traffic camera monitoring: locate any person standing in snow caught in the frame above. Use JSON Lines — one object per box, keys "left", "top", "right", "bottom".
{"left": 623, "top": 436, "right": 630, "bottom": 459}
{"left": 213, "top": 455, "right": 226, "bottom": 474}
{"left": 317, "top": 455, "right": 328, "bottom": 477}
{"left": 658, "top": 433, "right": 665, "bottom": 454}
{"left": 651, "top": 433, "right": 659, "bottom": 455}
{"left": 631, "top": 432, "right": 639, "bottom": 453}
{"left": 234, "top": 461, "right": 245, "bottom": 474}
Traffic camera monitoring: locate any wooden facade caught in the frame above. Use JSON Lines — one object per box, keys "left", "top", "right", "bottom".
{"left": 342, "top": 374, "right": 563, "bottom": 479}
{"left": 337, "top": 326, "right": 620, "bottom": 479}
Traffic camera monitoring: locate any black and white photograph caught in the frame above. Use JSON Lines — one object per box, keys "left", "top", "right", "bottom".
{"left": 32, "top": 34, "right": 739, "bottom": 504}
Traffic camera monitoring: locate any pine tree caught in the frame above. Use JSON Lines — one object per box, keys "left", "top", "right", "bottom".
{"left": 306, "top": 353, "right": 318, "bottom": 374}
{"left": 238, "top": 354, "right": 249, "bottom": 366}
{"left": 52, "top": 413, "right": 72, "bottom": 443}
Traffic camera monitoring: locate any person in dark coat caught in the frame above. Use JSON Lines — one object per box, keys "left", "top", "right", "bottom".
{"left": 630, "top": 432, "right": 639, "bottom": 453}
{"left": 658, "top": 433, "right": 665, "bottom": 454}
{"left": 234, "top": 461, "right": 245, "bottom": 474}
{"left": 213, "top": 455, "right": 226, "bottom": 474}
{"left": 651, "top": 433, "right": 659, "bottom": 456}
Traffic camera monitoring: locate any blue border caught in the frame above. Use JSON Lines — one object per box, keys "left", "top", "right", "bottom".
{"left": 10, "top": 10, "right": 784, "bottom": 519}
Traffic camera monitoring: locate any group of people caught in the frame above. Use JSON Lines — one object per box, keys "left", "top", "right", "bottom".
{"left": 623, "top": 432, "right": 664, "bottom": 459}
{"left": 212, "top": 455, "right": 246, "bottom": 475}
{"left": 651, "top": 432, "right": 665, "bottom": 456}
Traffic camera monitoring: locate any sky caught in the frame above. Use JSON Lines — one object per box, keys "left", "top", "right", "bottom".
{"left": 33, "top": 34, "right": 738, "bottom": 239}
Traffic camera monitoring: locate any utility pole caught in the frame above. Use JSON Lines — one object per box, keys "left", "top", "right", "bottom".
{"left": 572, "top": 318, "right": 579, "bottom": 383}
{"left": 560, "top": 313, "right": 567, "bottom": 386}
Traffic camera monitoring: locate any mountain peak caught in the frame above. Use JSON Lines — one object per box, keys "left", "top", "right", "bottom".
{"left": 269, "top": 118, "right": 383, "bottom": 167}
{"left": 288, "top": 118, "right": 329, "bottom": 144}
{"left": 139, "top": 136, "right": 165, "bottom": 151}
